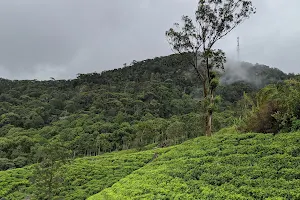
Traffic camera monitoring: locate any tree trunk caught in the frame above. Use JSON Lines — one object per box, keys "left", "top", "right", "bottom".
{"left": 206, "top": 91, "right": 214, "bottom": 137}
{"left": 206, "top": 112, "right": 212, "bottom": 137}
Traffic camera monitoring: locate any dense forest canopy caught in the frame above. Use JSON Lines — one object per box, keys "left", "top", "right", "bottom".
{"left": 0, "top": 53, "right": 294, "bottom": 171}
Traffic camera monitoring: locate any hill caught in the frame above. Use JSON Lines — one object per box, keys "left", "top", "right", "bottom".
{"left": 1, "top": 128, "right": 300, "bottom": 199}
{"left": 0, "top": 53, "right": 292, "bottom": 171}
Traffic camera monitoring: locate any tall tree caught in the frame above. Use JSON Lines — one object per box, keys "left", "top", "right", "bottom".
{"left": 166, "top": 0, "right": 255, "bottom": 136}
{"left": 31, "top": 141, "right": 71, "bottom": 200}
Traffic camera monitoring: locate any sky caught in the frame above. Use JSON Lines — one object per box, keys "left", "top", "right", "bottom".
{"left": 0, "top": 0, "right": 299, "bottom": 80}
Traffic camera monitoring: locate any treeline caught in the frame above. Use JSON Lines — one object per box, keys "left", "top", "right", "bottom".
{"left": 0, "top": 53, "right": 291, "bottom": 170}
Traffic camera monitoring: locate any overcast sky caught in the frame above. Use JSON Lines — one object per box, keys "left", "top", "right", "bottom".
{"left": 0, "top": 0, "right": 299, "bottom": 80}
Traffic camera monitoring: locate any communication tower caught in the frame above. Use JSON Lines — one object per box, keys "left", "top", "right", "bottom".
{"left": 237, "top": 37, "right": 240, "bottom": 62}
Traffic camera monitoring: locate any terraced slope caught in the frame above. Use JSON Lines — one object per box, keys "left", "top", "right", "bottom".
{"left": 0, "top": 148, "right": 171, "bottom": 200}
{"left": 2, "top": 129, "right": 300, "bottom": 200}
{"left": 89, "top": 130, "right": 300, "bottom": 200}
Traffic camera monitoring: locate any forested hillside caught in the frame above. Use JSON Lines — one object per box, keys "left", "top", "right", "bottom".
{"left": 0, "top": 53, "right": 291, "bottom": 171}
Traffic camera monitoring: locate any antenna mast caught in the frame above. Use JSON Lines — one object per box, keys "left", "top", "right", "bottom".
{"left": 237, "top": 37, "right": 240, "bottom": 62}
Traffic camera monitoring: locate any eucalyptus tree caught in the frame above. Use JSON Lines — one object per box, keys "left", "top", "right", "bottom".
{"left": 166, "top": 0, "right": 255, "bottom": 136}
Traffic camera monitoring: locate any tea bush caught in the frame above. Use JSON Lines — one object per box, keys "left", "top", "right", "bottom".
{"left": 90, "top": 131, "right": 300, "bottom": 200}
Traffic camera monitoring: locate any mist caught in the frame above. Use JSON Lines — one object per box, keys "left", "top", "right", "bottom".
{"left": 220, "top": 59, "right": 258, "bottom": 85}
{"left": 220, "top": 58, "right": 287, "bottom": 87}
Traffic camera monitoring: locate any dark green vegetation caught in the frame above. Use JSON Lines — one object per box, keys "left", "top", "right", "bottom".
{"left": 0, "top": 52, "right": 291, "bottom": 171}
{"left": 239, "top": 76, "right": 300, "bottom": 134}
{"left": 0, "top": 48, "right": 299, "bottom": 199}
{"left": 0, "top": 148, "right": 171, "bottom": 199}
{"left": 89, "top": 129, "right": 300, "bottom": 200}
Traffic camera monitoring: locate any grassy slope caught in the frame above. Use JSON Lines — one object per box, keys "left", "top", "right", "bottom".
{"left": 0, "top": 148, "right": 172, "bottom": 200}
{"left": 89, "top": 128, "right": 300, "bottom": 200}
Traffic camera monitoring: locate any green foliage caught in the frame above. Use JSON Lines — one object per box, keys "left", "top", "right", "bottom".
{"left": 239, "top": 79, "right": 300, "bottom": 133}
{"left": 0, "top": 147, "right": 171, "bottom": 199}
{"left": 0, "top": 50, "right": 291, "bottom": 169}
{"left": 31, "top": 141, "right": 71, "bottom": 200}
{"left": 291, "top": 120, "right": 300, "bottom": 132}
{"left": 2, "top": 127, "right": 300, "bottom": 199}
{"left": 0, "top": 167, "right": 31, "bottom": 200}
{"left": 89, "top": 131, "right": 300, "bottom": 200}
{"left": 0, "top": 158, "right": 15, "bottom": 170}
{"left": 166, "top": 0, "right": 255, "bottom": 135}
{"left": 0, "top": 48, "right": 294, "bottom": 196}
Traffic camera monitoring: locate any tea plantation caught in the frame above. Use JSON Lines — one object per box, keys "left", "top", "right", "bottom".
{"left": 89, "top": 129, "right": 300, "bottom": 200}
{"left": 1, "top": 129, "right": 300, "bottom": 199}
{"left": 0, "top": 148, "right": 172, "bottom": 200}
